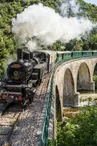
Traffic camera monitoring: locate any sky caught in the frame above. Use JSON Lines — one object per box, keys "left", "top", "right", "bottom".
{"left": 84, "top": 0, "right": 97, "bottom": 5}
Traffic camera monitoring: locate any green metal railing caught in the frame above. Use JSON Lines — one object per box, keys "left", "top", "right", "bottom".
{"left": 41, "top": 58, "right": 71, "bottom": 146}
{"left": 41, "top": 72, "right": 54, "bottom": 146}
{"left": 41, "top": 51, "right": 97, "bottom": 146}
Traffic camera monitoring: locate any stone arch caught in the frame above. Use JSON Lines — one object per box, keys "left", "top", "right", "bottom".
{"left": 63, "top": 68, "right": 74, "bottom": 107}
{"left": 55, "top": 85, "right": 62, "bottom": 122}
{"left": 93, "top": 63, "right": 97, "bottom": 75}
{"left": 93, "top": 63, "right": 97, "bottom": 90}
{"left": 77, "top": 62, "right": 91, "bottom": 92}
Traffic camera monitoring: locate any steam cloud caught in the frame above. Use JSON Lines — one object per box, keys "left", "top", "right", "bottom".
{"left": 59, "top": 0, "right": 81, "bottom": 17}
{"left": 12, "top": 1, "right": 96, "bottom": 51}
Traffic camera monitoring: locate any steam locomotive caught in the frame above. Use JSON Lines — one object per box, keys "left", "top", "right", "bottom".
{"left": 1, "top": 48, "right": 97, "bottom": 106}
{"left": 0, "top": 48, "right": 56, "bottom": 106}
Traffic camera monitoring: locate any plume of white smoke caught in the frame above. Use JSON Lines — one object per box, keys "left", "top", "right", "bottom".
{"left": 59, "top": 0, "right": 81, "bottom": 17}
{"left": 12, "top": 3, "right": 96, "bottom": 51}
{"left": 25, "top": 40, "right": 41, "bottom": 51}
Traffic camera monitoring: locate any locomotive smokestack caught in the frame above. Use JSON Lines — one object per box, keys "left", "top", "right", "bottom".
{"left": 17, "top": 48, "right": 23, "bottom": 60}
{"left": 30, "top": 52, "right": 33, "bottom": 59}
{"left": 23, "top": 51, "right": 30, "bottom": 60}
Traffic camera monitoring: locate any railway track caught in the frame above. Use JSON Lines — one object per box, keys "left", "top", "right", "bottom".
{"left": 0, "top": 103, "right": 23, "bottom": 146}
{"left": 0, "top": 73, "right": 51, "bottom": 146}
{"left": 10, "top": 73, "right": 51, "bottom": 146}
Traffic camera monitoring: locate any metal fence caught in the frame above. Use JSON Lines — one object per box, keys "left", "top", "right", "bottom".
{"left": 41, "top": 51, "right": 97, "bottom": 146}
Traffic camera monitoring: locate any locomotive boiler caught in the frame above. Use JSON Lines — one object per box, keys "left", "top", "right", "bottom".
{"left": 2, "top": 48, "right": 96, "bottom": 107}
{"left": 0, "top": 48, "right": 48, "bottom": 106}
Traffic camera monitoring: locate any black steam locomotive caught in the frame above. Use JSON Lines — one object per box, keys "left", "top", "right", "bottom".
{"left": 1, "top": 49, "right": 97, "bottom": 106}
{"left": 0, "top": 48, "right": 56, "bottom": 106}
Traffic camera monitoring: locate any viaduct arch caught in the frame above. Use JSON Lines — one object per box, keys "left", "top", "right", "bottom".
{"left": 54, "top": 57, "right": 97, "bottom": 119}
{"left": 77, "top": 63, "right": 91, "bottom": 91}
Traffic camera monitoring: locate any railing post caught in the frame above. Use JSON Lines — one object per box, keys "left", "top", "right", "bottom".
{"left": 41, "top": 52, "right": 97, "bottom": 146}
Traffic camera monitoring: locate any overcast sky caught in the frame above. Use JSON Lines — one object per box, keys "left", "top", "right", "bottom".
{"left": 84, "top": 0, "right": 97, "bottom": 5}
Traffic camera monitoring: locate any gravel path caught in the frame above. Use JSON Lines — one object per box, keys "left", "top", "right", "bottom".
{"left": 10, "top": 74, "right": 50, "bottom": 146}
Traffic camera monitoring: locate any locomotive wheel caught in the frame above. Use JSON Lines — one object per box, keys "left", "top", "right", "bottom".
{"left": 21, "top": 88, "right": 34, "bottom": 108}
{"left": 38, "top": 74, "right": 44, "bottom": 85}
{"left": 39, "top": 72, "right": 45, "bottom": 84}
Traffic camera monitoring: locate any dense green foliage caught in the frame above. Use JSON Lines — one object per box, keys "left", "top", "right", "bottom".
{"left": 0, "top": 1, "right": 23, "bottom": 74}
{"left": 51, "top": 107, "right": 97, "bottom": 146}
{"left": 0, "top": 0, "right": 97, "bottom": 74}
{"left": 48, "top": 139, "right": 56, "bottom": 146}
{"left": 65, "top": 0, "right": 97, "bottom": 51}
{"left": 0, "top": 0, "right": 60, "bottom": 74}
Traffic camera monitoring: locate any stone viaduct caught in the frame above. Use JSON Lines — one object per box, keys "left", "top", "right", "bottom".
{"left": 53, "top": 57, "right": 97, "bottom": 121}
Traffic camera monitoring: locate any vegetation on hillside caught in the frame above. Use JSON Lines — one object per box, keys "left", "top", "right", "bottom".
{"left": 0, "top": 0, "right": 97, "bottom": 74}
{"left": 48, "top": 107, "right": 97, "bottom": 146}
{"left": 0, "top": 0, "right": 60, "bottom": 74}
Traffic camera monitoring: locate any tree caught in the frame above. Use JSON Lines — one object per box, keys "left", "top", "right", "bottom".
{"left": 1, "top": 0, "right": 97, "bottom": 75}
{"left": 57, "top": 107, "right": 97, "bottom": 146}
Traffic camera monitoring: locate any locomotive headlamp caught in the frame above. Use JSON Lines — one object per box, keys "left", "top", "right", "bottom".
{"left": 2, "top": 94, "right": 7, "bottom": 99}
{"left": 18, "top": 96, "right": 22, "bottom": 101}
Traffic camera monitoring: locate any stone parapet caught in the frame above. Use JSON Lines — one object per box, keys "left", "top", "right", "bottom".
{"left": 79, "top": 93, "right": 97, "bottom": 106}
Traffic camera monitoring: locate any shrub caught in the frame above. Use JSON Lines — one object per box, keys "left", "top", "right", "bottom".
{"left": 57, "top": 107, "right": 97, "bottom": 146}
